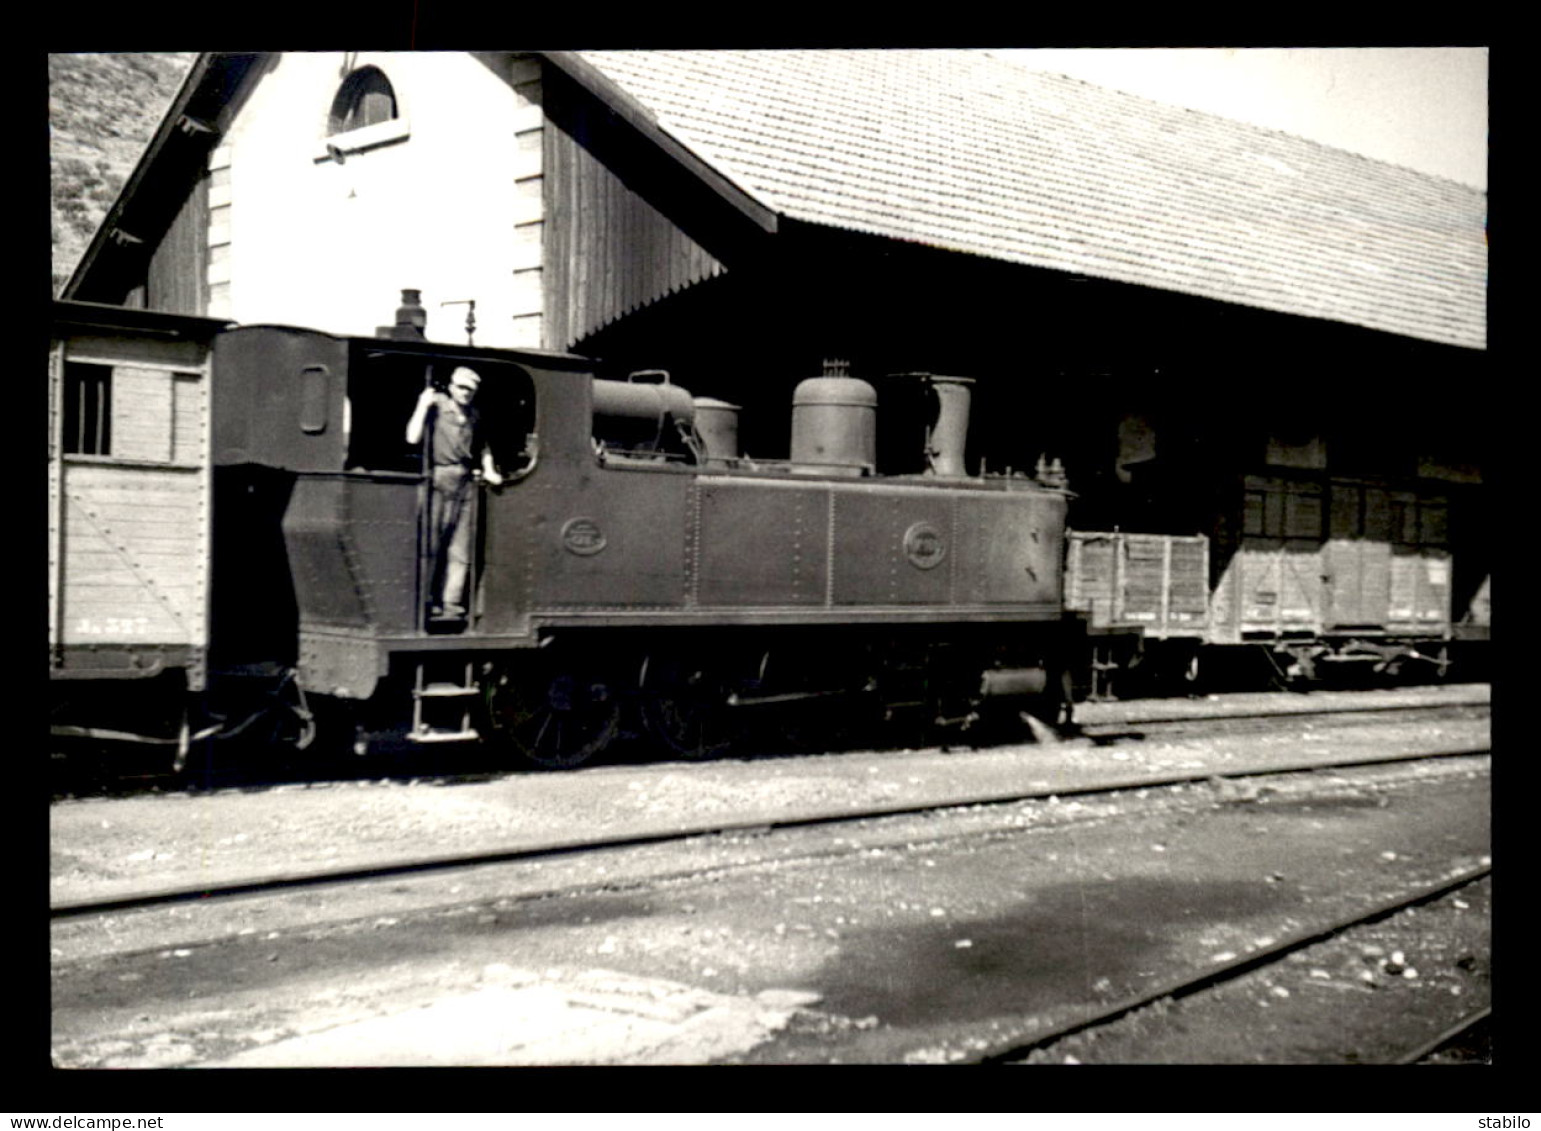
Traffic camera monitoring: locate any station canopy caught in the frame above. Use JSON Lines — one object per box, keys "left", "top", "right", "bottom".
{"left": 577, "top": 49, "right": 1487, "bottom": 351}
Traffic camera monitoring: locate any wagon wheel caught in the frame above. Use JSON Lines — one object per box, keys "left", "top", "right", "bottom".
{"left": 642, "top": 672, "right": 740, "bottom": 760}
{"left": 486, "top": 668, "right": 619, "bottom": 769}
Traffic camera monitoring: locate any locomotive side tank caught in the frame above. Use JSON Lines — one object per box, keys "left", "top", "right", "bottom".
{"left": 484, "top": 368, "right": 1064, "bottom": 628}
{"left": 479, "top": 361, "right": 1073, "bottom": 763}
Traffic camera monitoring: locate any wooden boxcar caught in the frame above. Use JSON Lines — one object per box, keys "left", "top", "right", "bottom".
{"left": 48, "top": 302, "right": 229, "bottom": 750}
{"left": 1208, "top": 473, "right": 1455, "bottom": 679}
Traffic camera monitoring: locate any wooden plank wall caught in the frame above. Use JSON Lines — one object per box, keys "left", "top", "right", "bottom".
{"left": 58, "top": 463, "right": 207, "bottom": 646}
{"left": 146, "top": 173, "right": 210, "bottom": 316}
{"left": 112, "top": 368, "right": 174, "bottom": 461}
{"left": 543, "top": 103, "right": 726, "bottom": 350}
{"left": 48, "top": 345, "right": 64, "bottom": 648}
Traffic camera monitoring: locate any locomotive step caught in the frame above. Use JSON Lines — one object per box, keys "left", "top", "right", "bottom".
{"left": 413, "top": 682, "right": 481, "bottom": 698}
{"left": 408, "top": 725, "right": 481, "bottom": 743}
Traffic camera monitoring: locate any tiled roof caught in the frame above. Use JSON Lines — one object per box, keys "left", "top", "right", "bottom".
{"left": 577, "top": 50, "right": 1487, "bottom": 350}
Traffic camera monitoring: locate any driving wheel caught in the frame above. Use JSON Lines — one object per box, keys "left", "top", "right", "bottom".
{"left": 486, "top": 668, "right": 619, "bottom": 769}
{"left": 642, "top": 671, "right": 739, "bottom": 760}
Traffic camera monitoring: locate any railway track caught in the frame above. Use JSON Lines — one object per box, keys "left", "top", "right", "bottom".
{"left": 51, "top": 689, "right": 1488, "bottom": 802}
{"left": 987, "top": 869, "right": 1492, "bottom": 1065}
{"left": 53, "top": 744, "right": 1490, "bottom": 1066}
{"left": 1397, "top": 1006, "right": 1492, "bottom": 1065}
{"left": 53, "top": 739, "right": 1488, "bottom": 920}
{"left": 1073, "top": 700, "right": 1487, "bottom": 741}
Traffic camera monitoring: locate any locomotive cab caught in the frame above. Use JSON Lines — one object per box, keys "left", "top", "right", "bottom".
{"left": 344, "top": 348, "right": 537, "bottom": 479}
{"left": 212, "top": 325, "right": 540, "bottom": 481}
{"left": 208, "top": 326, "right": 580, "bottom": 703}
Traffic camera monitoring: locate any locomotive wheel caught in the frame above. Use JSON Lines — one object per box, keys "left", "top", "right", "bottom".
{"left": 485, "top": 669, "right": 619, "bottom": 769}
{"left": 642, "top": 677, "right": 740, "bottom": 760}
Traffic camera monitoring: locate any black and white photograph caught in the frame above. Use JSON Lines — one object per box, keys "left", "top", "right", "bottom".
{"left": 47, "top": 47, "right": 1490, "bottom": 1070}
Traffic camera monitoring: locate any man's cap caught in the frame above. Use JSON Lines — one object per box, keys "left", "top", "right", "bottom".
{"left": 449, "top": 367, "right": 481, "bottom": 391}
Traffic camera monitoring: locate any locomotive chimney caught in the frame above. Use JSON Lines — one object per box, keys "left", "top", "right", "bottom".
{"left": 377, "top": 288, "right": 427, "bottom": 340}
{"left": 891, "top": 374, "right": 974, "bottom": 477}
{"left": 923, "top": 375, "right": 974, "bottom": 477}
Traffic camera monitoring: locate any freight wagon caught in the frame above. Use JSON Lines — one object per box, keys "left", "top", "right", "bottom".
{"left": 48, "top": 302, "right": 231, "bottom": 762}
{"left": 1067, "top": 473, "right": 1470, "bottom": 695}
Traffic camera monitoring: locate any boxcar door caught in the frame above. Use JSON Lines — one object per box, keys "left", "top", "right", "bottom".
{"left": 1388, "top": 491, "right": 1452, "bottom": 633}
{"left": 1235, "top": 475, "right": 1325, "bottom": 634}
{"left": 1325, "top": 480, "right": 1392, "bottom": 629}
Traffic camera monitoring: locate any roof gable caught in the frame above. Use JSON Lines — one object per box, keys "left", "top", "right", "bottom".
{"left": 577, "top": 49, "right": 1487, "bottom": 350}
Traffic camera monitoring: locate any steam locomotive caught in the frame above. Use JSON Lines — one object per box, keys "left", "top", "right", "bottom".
{"left": 49, "top": 300, "right": 1078, "bottom": 769}
{"left": 50, "top": 294, "right": 1483, "bottom": 770}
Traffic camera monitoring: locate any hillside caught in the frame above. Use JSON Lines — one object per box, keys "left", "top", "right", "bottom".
{"left": 49, "top": 52, "right": 195, "bottom": 296}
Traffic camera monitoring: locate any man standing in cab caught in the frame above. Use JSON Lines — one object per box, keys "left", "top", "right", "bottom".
{"left": 406, "top": 366, "right": 503, "bottom": 621}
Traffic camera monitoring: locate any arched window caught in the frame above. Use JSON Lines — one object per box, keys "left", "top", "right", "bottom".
{"left": 329, "top": 66, "right": 398, "bottom": 135}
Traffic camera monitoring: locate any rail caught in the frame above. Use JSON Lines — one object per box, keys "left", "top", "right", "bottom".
{"left": 1393, "top": 1006, "right": 1492, "bottom": 1065}
{"left": 983, "top": 867, "right": 1492, "bottom": 1066}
